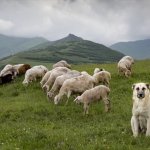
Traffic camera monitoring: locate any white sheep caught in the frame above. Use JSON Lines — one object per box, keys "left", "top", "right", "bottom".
{"left": 22, "top": 65, "right": 48, "bottom": 85}
{"left": 93, "top": 70, "right": 111, "bottom": 86}
{"left": 42, "top": 67, "right": 71, "bottom": 92}
{"left": 118, "top": 56, "right": 134, "bottom": 77}
{"left": 0, "top": 64, "right": 13, "bottom": 76}
{"left": 47, "top": 70, "right": 81, "bottom": 99}
{"left": 74, "top": 85, "right": 111, "bottom": 114}
{"left": 53, "top": 60, "right": 71, "bottom": 69}
{"left": 54, "top": 72, "right": 95, "bottom": 105}
{"left": 0, "top": 64, "right": 18, "bottom": 78}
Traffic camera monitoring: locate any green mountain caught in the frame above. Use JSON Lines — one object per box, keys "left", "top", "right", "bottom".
{"left": 0, "top": 34, "right": 124, "bottom": 66}
{"left": 0, "top": 34, "right": 48, "bottom": 59}
{"left": 31, "top": 34, "right": 83, "bottom": 50}
{"left": 110, "top": 39, "right": 150, "bottom": 60}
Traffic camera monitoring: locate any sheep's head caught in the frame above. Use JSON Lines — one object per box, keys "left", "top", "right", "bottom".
{"left": 22, "top": 80, "right": 28, "bottom": 86}
{"left": 74, "top": 96, "right": 82, "bottom": 104}
{"left": 47, "top": 91, "right": 55, "bottom": 99}
{"left": 54, "top": 95, "right": 60, "bottom": 105}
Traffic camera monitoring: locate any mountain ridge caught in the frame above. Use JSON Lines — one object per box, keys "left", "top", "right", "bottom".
{"left": 0, "top": 34, "right": 48, "bottom": 59}
{"left": 110, "top": 39, "right": 150, "bottom": 59}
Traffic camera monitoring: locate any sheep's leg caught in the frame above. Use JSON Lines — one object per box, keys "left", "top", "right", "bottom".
{"left": 83, "top": 103, "right": 89, "bottom": 115}
{"left": 103, "top": 98, "right": 110, "bottom": 112}
{"left": 65, "top": 91, "right": 72, "bottom": 105}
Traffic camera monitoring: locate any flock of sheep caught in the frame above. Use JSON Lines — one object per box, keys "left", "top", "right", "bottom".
{"left": 2, "top": 56, "right": 150, "bottom": 137}
{"left": 0, "top": 57, "right": 134, "bottom": 115}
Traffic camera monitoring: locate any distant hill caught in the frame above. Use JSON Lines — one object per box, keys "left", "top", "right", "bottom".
{"left": 110, "top": 39, "right": 150, "bottom": 59}
{"left": 31, "top": 33, "right": 83, "bottom": 50}
{"left": 0, "top": 34, "right": 48, "bottom": 59}
{"left": 0, "top": 34, "right": 124, "bottom": 66}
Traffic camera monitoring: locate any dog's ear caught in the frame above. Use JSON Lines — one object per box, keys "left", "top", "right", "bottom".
{"left": 146, "top": 83, "right": 150, "bottom": 89}
{"left": 132, "top": 84, "right": 136, "bottom": 90}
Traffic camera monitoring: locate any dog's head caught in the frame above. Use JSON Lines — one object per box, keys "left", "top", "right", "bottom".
{"left": 132, "top": 83, "right": 150, "bottom": 99}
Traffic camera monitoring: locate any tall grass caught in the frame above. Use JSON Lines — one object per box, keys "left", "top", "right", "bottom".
{"left": 0, "top": 60, "right": 150, "bottom": 149}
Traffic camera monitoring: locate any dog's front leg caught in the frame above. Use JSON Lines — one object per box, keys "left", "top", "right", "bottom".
{"left": 146, "top": 118, "right": 150, "bottom": 136}
{"left": 131, "top": 115, "right": 139, "bottom": 137}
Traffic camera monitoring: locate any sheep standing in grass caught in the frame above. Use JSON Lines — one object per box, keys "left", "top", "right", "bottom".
{"left": 42, "top": 67, "right": 71, "bottom": 92}
{"left": 54, "top": 72, "right": 95, "bottom": 104}
{"left": 22, "top": 65, "right": 48, "bottom": 85}
{"left": 74, "top": 85, "right": 111, "bottom": 114}
{"left": 47, "top": 70, "right": 81, "bottom": 99}
{"left": 118, "top": 56, "right": 134, "bottom": 77}
{"left": 53, "top": 60, "right": 71, "bottom": 69}
{"left": 93, "top": 70, "right": 111, "bottom": 86}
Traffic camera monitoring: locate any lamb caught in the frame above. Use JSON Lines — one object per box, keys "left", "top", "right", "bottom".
{"left": 118, "top": 56, "right": 134, "bottom": 77}
{"left": 22, "top": 65, "right": 48, "bottom": 85}
{"left": 42, "top": 67, "right": 71, "bottom": 92}
{"left": 54, "top": 72, "right": 95, "bottom": 105}
{"left": 74, "top": 85, "right": 111, "bottom": 114}
{"left": 53, "top": 60, "right": 71, "bottom": 69}
{"left": 93, "top": 70, "right": 111, "bottom": 86}
{"left": 47, "top": 70, "right": 81, "bottom": 99}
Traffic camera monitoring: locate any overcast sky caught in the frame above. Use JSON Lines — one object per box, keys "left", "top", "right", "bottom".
{"left": 0, "top": 0, "right": 150, "bottom": 45}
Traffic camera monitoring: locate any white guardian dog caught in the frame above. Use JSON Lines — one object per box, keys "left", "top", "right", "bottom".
{"left": 131, "top": 83, "right": 150, "bottom": 137}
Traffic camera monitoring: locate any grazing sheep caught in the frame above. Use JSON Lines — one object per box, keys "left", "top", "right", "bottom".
{"left": 42, "top": 67, "right": 71, "bottom": 92}
{"left": 0, "top": 64, "right": 13, "bottom": 76}
{"left": 17, "top": 64, "right": 31, "bottom": 75}
{"left": 54, "top": 72, "right": 95, "bottom": 105}
{"left": 22, "top": 65, "right": 48, "bottom": 85}
{"left": 118, "top": 56, "right": 134, "bottom": 77}
{"left": 93, "top": 70, "right": 111, "bottom": 86}
{"left": 53, "top": 60, "right": 71, "bottom": 69}
{"left": 94, "top": 68, "right": 105, "bottom": 74}
{"left": 40, "top": 71, "right": 52, "bottom": 87}
{"left": 74, "top": 85, "right": 111, "bottom": 114}
{"left": 47, "top": 70, "right": 81, "bottom": 99}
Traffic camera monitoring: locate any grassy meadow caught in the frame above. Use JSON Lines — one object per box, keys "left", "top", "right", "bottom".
{"left": 1, "top": 60, "right": 150, "bottom": 149}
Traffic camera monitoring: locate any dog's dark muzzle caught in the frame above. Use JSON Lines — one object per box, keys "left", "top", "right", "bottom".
{"left": 137, "top": 92, "right": 145, "bottom": 99}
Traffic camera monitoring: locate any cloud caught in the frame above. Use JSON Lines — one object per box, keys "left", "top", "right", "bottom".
{"left": 0, "top": 19, "right": 14, "bottom": 32}
{"left": 0, "top": 0, "right": 150, "bottom": 45}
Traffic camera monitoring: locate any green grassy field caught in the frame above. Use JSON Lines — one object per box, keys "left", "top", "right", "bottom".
{"left": 1, "top": 60, "right": 150, "bottom": 150}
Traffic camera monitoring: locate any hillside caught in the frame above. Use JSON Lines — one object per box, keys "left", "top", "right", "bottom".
{"left": 110, "top": 39, "right": 150, "bottom": 59}
{"left": 0, "top": 34, "right": 124, "bottom": 65}
{"left": 0, "top": 60, "right": 150, "bottom": 149}
{"left": 0, "top": 34, "right": 48, "bottom": 59}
